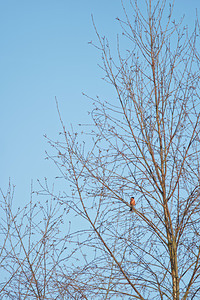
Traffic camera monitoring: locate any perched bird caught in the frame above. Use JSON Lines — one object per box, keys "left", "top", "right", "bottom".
{"left": 130, "top": 197, "right": 135, "bottom": 211}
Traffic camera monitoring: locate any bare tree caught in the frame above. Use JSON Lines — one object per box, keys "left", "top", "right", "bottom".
{"left": 0, "top": 181, "right": 89, "bottom": 299}
{"left": 44, "top": 0, "right": 200, "bottom": 299}
{"left": 1, "top": 0, "right": 200, "bottom": 299}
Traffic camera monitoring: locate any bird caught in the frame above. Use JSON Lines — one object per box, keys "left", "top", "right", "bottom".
{"left": 130, "top": 197, "right": 135, "bottom": 211}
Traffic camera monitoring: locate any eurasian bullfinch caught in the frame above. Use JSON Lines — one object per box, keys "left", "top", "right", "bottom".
{"left": 130, "top": 197, "right": 135, "bottom": 211}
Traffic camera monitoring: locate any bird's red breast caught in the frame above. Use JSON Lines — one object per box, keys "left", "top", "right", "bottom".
{"left": 130, "top": 197, "right": 135, "bottom": 206}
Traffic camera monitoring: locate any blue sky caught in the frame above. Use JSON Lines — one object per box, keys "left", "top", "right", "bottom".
{"left": 1, "top": 0, "right": 199, "bottom": 206}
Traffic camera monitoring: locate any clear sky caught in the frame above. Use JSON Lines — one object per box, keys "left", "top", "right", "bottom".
{"left": 1, "top": 0, "right": 199, "bottom": 206}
